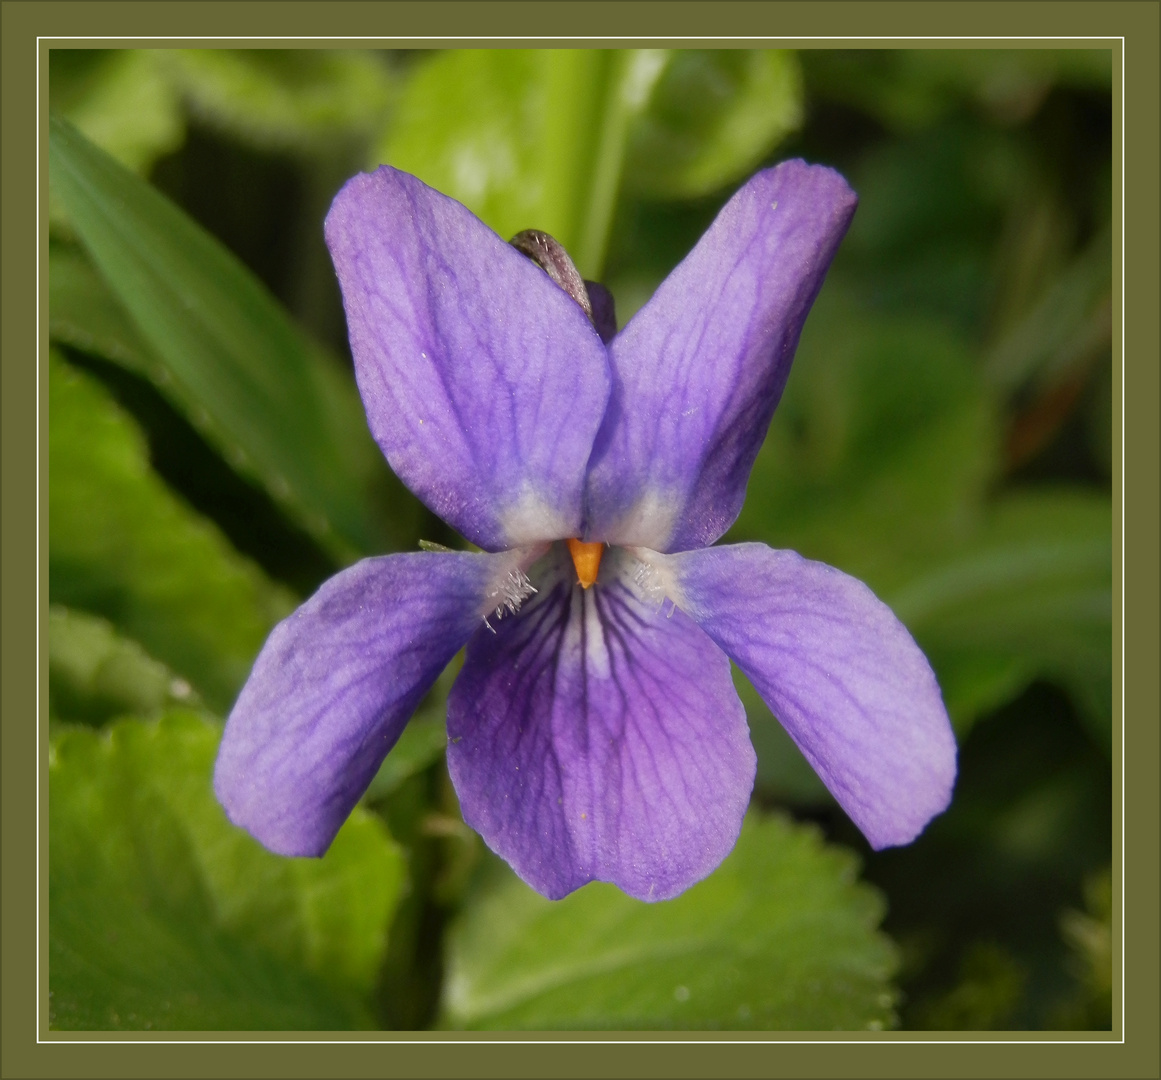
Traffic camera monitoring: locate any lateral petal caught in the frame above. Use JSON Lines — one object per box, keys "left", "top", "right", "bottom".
{"left": 665, "top": 543, "right": 956, "bottom": 848}
{"left": 326, "top": 167, "right": 611, "bottom": 551}
{"left": 584, "top": 161, "right": 856, "bottom": 551}
{"left": 214, "top": 551, "right": 510, "bottom": 856}
{"left": 447, "top": 547, "right": 756, "bottom": 901}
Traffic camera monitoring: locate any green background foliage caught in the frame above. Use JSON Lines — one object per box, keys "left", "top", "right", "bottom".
{"left": 47, "top": 47, "right": 1112, "bottom": 1031}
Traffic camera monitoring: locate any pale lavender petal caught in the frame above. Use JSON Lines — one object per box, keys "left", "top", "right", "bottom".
{"left": 584, "top": 161, "right": 857, "bottom": 551}
{"left": 664, "top": 543, "right": 956, "bottom": 848}
{"left": 447, "top": 547, "right": 755, "bottom": 901}
{"left": 214, "top": 551, "right": 506, "bottom": 857}
{"left": 325, "top": 167, "right": 611, "bottom": 551}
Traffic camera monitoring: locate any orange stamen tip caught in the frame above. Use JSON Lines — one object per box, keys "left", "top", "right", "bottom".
{"left": 567, "top": 538, "right": 604, "bottom": 589}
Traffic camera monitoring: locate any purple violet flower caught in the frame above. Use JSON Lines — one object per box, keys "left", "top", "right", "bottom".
{"left": 214, "top": 161, "right": 957, "bottom": 902}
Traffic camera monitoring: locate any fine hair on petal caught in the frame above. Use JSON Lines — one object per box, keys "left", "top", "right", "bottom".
{"left": 486, "top": 566, "right": 537, "bottom": 623}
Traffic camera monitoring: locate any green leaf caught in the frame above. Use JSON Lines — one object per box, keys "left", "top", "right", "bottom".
{"left": 50, "top": 50, "right": 184, "bottom": 175}
{"left": 803, "top": 50, "right": 1112, "bottom": 134}
{"left": 363, "top": 710, "right": 447, "bottom": 805}
{"left": 910, "top": 942, "right": 1028, "bottom": 1030}
{"left": 441, "top": 813, "right": 898, "bottom": 1030}
{"left": 624, "top": 50, "right": 803, "bottom": 200}
{"left": 363, "top": 659, "right": 461, "bottom": 802}
{"left": 732, "top": 667, "right": 829, "bottom": 805}
{"left": 729, "top": 287, "right": 999, "bottom": 594}
{"left": 377, "top": 49, "right": 664, "bottom": 278}
{"left": 1050, "top": 866, "right": 1112, "bottom": 1029}
{"left": 49, "top": 113, "right": 399, "bottom": 561}
{"left": 889, "top": 490, "right": 1112, "bottom": 746}
{"left": 48, "top": 606, "right": 200, "bottom": 726}
{"left": 161, "top": 50, "right": 395, "bottom": 153}
{"left": 837, "top": 127, "right": 1004, "bottom": 336}
{"left": 729, "top": 286, "right": 1110, "bottom": 735}
{"left": 983, "top": 225, "right": 1112, "bottom": 396}
{"left": 48, "top": 351, "right": 295, "bottom": 712}
{"left": 50, "top": 712, "right": 405, "bottom": 1029}
{"left": 49, "top": 241, "right": 156, "bottom": 377}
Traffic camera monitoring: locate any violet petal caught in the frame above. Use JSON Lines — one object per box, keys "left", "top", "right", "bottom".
{"left": 214, "top": 551, "right": 504, "bottom": 856}
{"left": 584, "top": 161, "right": 857, "bottom": 552}
{"left": 666, "top": 543, "right": 956, "bottom": 848}
{"left": 584, "top": 280, "right": 618, "bottom": 344}
{"left": 325, "top": 167, "right": 611, "bottom": 551}
{"left": 447, "top": 547, "right": 756, "bottom": 901}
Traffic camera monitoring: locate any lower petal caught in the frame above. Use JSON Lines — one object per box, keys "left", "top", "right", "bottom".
{"left": 447, "top": 547, "right": 756, "bottom": 901}
{"left": 214, "top": 550, "right": 519, "bottom": 857}
{"left": 661, "top": 544, "right": 956, "bottom": 849}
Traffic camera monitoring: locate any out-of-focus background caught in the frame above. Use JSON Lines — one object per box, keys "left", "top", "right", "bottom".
{"left": 48, "top": 48, "right": 1113, "bottom": 1031}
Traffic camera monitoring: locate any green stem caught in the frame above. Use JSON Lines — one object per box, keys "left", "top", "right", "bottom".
{"left": 575, "top": 50, "right": 669, "bottom": 280}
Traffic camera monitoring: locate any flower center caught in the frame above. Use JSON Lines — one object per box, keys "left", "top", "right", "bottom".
{"left": 566, "top": 538, "right": 604, "bottom": 589}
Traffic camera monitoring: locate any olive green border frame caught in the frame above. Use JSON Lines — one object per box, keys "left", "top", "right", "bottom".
{"left": 4, "top": 2, "right": 1157, "bottom": 1077}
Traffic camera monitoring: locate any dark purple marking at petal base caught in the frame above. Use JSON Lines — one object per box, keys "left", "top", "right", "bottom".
{"left": 584, "top": 161, "right": 857, "bottom": 552}
{"left": 325, "top": 167, "right": 611, "bottom": 551}
{"left": 671, "top": 543, "right": 956, "bottom": 849}
{"left": 215, "top": 551, "right": 499, "bottom": 857}
{"left": 447, "top": 548, "right": 755, "bottom": 901}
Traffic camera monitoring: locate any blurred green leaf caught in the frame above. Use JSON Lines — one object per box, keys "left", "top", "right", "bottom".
{"left": 364, "top": 712, "right": 447, "bottom": 805}
{"left": 49, "top": 241, "right": 156, "bottom": 377}
{"left": 839, "top": 126, "right": 1007, "bottom": 334}
{"left": 48, "top": 605, "right": 201, "bottom": 726}
{"left": 1050, "top": 866, "right": 1112, "bottom": 1029}
{"left": 625, "top": 50, "right": 802, "bottom": 200}
{"left": 803, "top": 50, "right": 1112, "bottom": 133}
{"left": 377, "top": 49, "right": 664, "bottom": 277}
{"left": 50, "top": 50, "right": 184, "bottom": 175}
{"left": 363, "top": 659, "right": 462, "bottom": 802}
{"left": 49, "top": 113, "right": 400, "bottom": 561}
{"left": 377, "top": 50, "right": 596, "bottom": 259}
{"left": 161, "top": 49, "right": 395, "bottom": 153}
{"left": 911, "top": 942, "right": 1028, "bottom": 1030}
{"left": 732, "top": 667, "right": 829, "bottom": 805}
{"left": 1086, "top": 359, "right": 1113, "bottom": 476}
{"left": 50, "top": 712, "right": 404, "bottom": 1029}
{"left": 441, "top": 813, "right": 898, "bottom": 1030}
{"left": 920, "top": 651, "right": 1036, "bottom": 736}
{"left": 730, "top": 288, "right": 998, "bottom": 592}
{"left": 48, "top": 351, "right": 295, "bottom": 711}
{"left": 984, "top": 226, "right": 1112, "bottom": 467}
{"left": 985, "top": 227, "right": 1111, "bottom": 394}
{"left": 729, "top": 286, "right": 1110, "bottom": 737}
{"left": 890, "top": 491, "right": 1112, "bottom": 746}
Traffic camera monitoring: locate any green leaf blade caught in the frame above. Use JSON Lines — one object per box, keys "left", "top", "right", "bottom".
{"left": 49, "top": 113, "right": 389, "bottom": 560}
{"left": 50, "top": 50, "right": 185, "bottom": 176}
{"left": 48, "top": 351, "right": 295, "bottom": 711}
{"left": 442, "top": 813, "right": 898, "bottom": 1030}
{"left": 729, "top": 288, "right": 999, "bottom": 592}
{"left": 49, "top": 712, "right": 405, "bottom": 1030}
{"left": 625, "top": 50, "right": 804, "bottom": 200}
{"left": 162, "top": 49, "right": 395, "bottom": 154}
{"left": 892, "top": 490, "right": 1113, "bottom": 744}
{"left": 376, "top": 51, "right": 598, "bottom": 253}
{"left": 376, "top": 49, "right": 658, "bottom": 279}
{"left": 48, "top": 605, "right": 200, "bottom": 726}
{"left": 49, "top": 241, "right": 158, "bottom": 379}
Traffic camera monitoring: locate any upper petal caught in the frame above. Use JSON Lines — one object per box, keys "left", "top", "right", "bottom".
{"left": 214, "top": 550, "right": 518, "bottom": 857}
{"left": 659, "top": 543, "right": 956, "bottom": 849}
{"left": 325, "top": 167, "right": 611, "bottom": 551}
{"left": 584, "top": 161, "right": 857, "bottom": 551}
{"left": 446, "top": 546, "right": 756, "bottom": 901}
